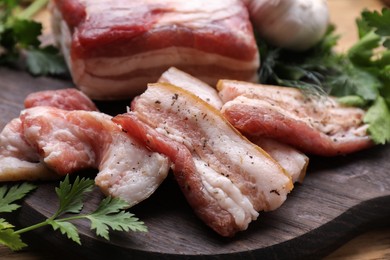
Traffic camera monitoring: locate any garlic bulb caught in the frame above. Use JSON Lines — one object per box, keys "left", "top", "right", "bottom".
{"left": 244, "top": 0, "right": 329, "bottom": 51}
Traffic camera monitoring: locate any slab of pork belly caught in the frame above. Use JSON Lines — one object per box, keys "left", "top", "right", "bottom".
{"left": 218, "top": 80, "right": 374, "bottom": 156}
{"left": 19, "top": 106, "right": 169, "bottom": 207}
{"left": 114, "top": 83, "right": 293, "bottom": 236}
{"left": 0, "top": 88, "right": 98, "bottom": 182}
{"left": 158, "top": 67, "right": 308, "bottom": 183}
{"left": 51, "top": 0, "right": 259, "bottom": 100}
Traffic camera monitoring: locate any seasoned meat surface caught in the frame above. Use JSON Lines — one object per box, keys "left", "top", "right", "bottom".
{"left": 218, "top": 80, "right": 373, "bottom": 156}
{"left": 114, "top": 83, "right": 293, "bottom": 236}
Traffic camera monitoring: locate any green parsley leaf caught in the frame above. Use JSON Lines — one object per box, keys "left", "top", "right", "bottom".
{"left": 0, "top": 219, "right": 14, "bottom": 230}
{"left": 364, "top": 96, "right": 390, "bottom": 144}
{"left": 0, "top": 183, "right": 37, "bottom": 213}
{"left": 48, "top": 220, "right": 81, "bottom": 245}
{"left": 362, "top": 8, "right": 390, "bottom": 37}
{"left": 0, "top": 218, "right": 27, "bottom": 251}
{"left": 54, "top": 175, "right": 94, "bottom": 216}
{"left": 328, "top": 64, "right": 380, "bottom": 101}
{"left": 0, "top": 182, "right": 36, "bottom": 251}
{"left": 348, "top": 31, "right": 381, "bottom": 67}
{"left": 0, "top": 0, "right": 68, "bottom": 77}
{"left": 1, "top": 176, "right": 146, "bottom": 251}
{"left": 0, "top": 227, "right": 27, "bottom": 251}
{"left": 337, "top": 95, "right": 367, "bottom": 107}
{"left": 25, "top": 46, "right": 68, "bottom": 76}
{"left": 87, "top": 197, "right": 147, "bottom": 240}
{"left": 12, "top": 18, "right": 42, "bottom": 48}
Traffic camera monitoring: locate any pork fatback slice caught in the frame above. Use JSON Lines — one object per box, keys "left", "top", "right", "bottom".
{"left": 218, "top": 80, "right": 373, "bottom": 156}
{"left": 51, "top": 0, "right": 259, "bottom": 100}
{"left": 20, "top": 106, "right": 169, "bottom": 206}
{"left": 0, "top": 88, "right": 99, "bottom": 182}
{"left": 113, "top": 83, "right": 293, "bottom": 236}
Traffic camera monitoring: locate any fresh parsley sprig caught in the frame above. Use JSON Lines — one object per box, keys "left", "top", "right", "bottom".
{"left": 0, "top": 183, "right": 37, "bottom": 250}
{"left": 259, "top": 8, "right": 390, "bottom": 144}
{"left": 0, "top": 175, "right": 147, "bottom": 251}
{"left": 0, "top": 0, "right": 68, "bottom": 76}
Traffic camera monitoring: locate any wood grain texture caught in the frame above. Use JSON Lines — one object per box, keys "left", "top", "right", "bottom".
{"left": 0, "top": 0, "right": 390, "bottom": 259}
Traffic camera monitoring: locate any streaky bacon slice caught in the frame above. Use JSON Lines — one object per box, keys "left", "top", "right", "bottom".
{"left": 113, "top": 83, "right": 293, "bottom": 237}
{"left": 20, "top": 106, "right": 169, "bottom": 206}
{"left": 250, "top": 137, "right": 308, "bottom": 183}
{"left": 158, "top": 67, "right": 308, "bottom": 182}
{"left": 51, "top": 0, "right": 259, "bottom": 100}
{"left": 158, "top": 67, "right": 223, "bottom": 110}
{"left": 1, "top": 88, "right": 169, "bottom": 207}
{"left": 0, "top": 88, "right": 99, "bottom": 182}
{"left": 218, "top": 80, "right": 373, "bottom": 156}
{"left": 24, "top": 88, "right": 98, "bottom": 111}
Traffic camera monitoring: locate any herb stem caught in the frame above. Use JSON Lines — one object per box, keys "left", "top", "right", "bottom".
{"left": 14, "top": 219, "right": 51, "bottom": 235}
{"left": 55, "top": 215, "right": 89, "bottom": 222}
{"left": 17, "top": 0, "right": 49, "bottom": 20}
{"left": 14, "top": 214, "right": 89, "bottom": 235}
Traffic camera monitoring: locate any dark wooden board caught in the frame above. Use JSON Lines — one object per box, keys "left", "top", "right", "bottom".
{"left": 1, "top": 67, "right": 390, "bottom": 259}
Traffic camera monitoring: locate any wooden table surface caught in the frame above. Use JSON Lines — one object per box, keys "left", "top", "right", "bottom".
{"left": 0, "top": 0, "right": 389, "bottom": 259}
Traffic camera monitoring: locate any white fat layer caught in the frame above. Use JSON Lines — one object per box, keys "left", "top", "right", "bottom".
{"left": 158, "top": 67, "right": 223, "bottom": 110}
{"left": 252, "top": 137, "right": 308, "bottom": 183}
{"left": 139, "top": 85, "right": 293, "bottom": 211}
{"left": 155, "top": 126, "right": 192, "bottom": 148}
{"left": 51, "top": 5, "right": 74, "bottom": 78}
{"left": 0, "top": 118, "right": 40, "bottom": 161}
{"left": 96, "top": 133, "right": 170, "bottom": 207}
{"left": 194, "top": 157, "right": 258, "bottom": 229}
{"left": 81, "top": 47, "right": 259, "bottom": 78}
{"left": 77, "top": 72, "right": 258, "bottom": 100}
{"left": 0, "top": 157, "right": 55, "bottom": 181}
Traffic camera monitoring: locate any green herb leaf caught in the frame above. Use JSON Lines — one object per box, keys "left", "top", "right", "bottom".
{"left": 25, "top": 46, "right": 68, "bottom": 76}
{"left": 0, "top": 176, "right": 147, "bottom": 251}
{"left": 0, "top": 183, "right": 37, "bottom": 213}
{"left": 348, "top": 31, "right": 381, "bottom": 67}
{"left": 55, "top": 175, "right": 95, "bottom": 216}
{"left": 362, "top": 8, "right": 390, "bottom": 37}
{"left": 337, "top": 95, "right": 367, "bottom": 107}
{"left": 12, "top": 19, "right": 42, "bottom": 48}
{"left": 0, "top": 226, "right": 27, "bottom": 251}
{"left": 364, "top": 96, "right": 390, "bottom": 144}
{"left": 0, "top": 0, "right": 68, "bottom": 77}
{"left": 0, "top": 219, "right": 14, "bottom": 230}
{"left": 0, "top": 183, "right": 36, "bottom": 251}
{"left": 87, "top": 197, "right": 147, "bottom": 240}
{"left": 48, "top": 220, "right": 81, "bottom": 245}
